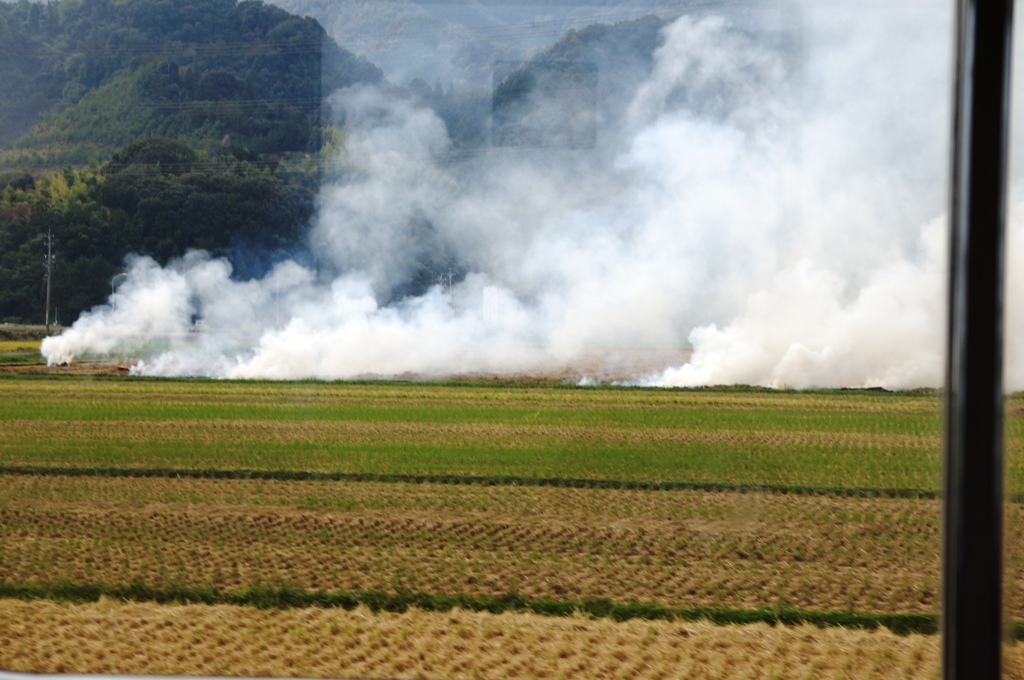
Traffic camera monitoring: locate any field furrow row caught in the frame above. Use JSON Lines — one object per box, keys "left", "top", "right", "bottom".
{"left": 0, "top": 476, "right": 960, "bottom": 615}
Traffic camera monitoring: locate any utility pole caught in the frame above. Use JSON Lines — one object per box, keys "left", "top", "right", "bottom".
{"left": 110, "top": 272, "right": 127, "bottom": 296}
{"left": 44, "top": 229, "right": 54, "bottom": 336}
{"left": 437, "top": 269, "right": 453, "bottom": 296}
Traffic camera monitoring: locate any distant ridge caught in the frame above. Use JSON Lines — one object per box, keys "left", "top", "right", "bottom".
{"left": 0, "top": 0, "right": 382, "bottom": 170}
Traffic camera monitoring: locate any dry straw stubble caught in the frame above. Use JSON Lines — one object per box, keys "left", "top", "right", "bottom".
{"left": 0, "top": 597, "right": 965, "bottom": 679}
{"left": 0, "top": 475, "right": 954, "bottom": 615}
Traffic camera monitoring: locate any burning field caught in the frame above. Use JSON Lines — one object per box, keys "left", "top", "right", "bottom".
{"left": 34, "top": 5, "right": 986, "bottom": 394}
{"left": 3, "top": 375, "right": 1024, "bottom": 677}
{"left": 7, "top": 1, "right": 1024, "bottom": 675}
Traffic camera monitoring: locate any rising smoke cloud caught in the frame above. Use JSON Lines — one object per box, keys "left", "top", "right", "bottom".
{"left": 43, "top": 4, "right": 980, "bottom": 389}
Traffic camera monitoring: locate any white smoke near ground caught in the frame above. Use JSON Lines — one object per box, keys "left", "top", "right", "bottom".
{"left": 654, "top": 218, "right": 948, "bottom": 389}
{"left": 43, "top": 5, "right": 972, "bottom": 388}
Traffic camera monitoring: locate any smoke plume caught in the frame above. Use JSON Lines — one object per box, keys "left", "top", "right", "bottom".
{"left": 44, "top": 4, "right": 983, "bottom": 389}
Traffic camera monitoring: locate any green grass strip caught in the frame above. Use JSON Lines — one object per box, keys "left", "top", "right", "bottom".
{"left": 0, "top": 463, "right": 942, "bottom": 500}
{"left": 0, "top": 580, "right": 955, "bottom": 638}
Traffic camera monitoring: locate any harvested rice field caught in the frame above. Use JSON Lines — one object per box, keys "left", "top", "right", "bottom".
{"left": 3, "top": 375, "right": 1024, "bottom": 677}
{"left": 5, "top": 597, "right": 1000, "bottom": 680}
{"left": 0, "top": 476, "right": 948, "bottom": 614}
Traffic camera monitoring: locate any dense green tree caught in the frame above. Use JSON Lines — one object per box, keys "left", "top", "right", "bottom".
{"left": 0, "top": 0, "right": 379, "bottom": 323}
{"left": 0, "top": 0, "right": 383, "bottom": 169}
{"left": 0, "top": 141, "right": 315, "bottom": 324}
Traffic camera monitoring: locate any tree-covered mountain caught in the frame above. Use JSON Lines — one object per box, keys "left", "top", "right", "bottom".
{"left": 266, "top": 0, "right": 685, "bottom": 88}
{"left": 0, "top": 0, "right": 381, "bottom": 324}
{"left": 492, "top": 14, "right": 666, "bottom": 148}
{"left": 0, "top": 0, "right": 687, "bottom": 325}
{"left": 379, "top": 12, "right": 669, "bottom": 151}
{"left": 0, "top": 0, "right": 382, "bottom": 170}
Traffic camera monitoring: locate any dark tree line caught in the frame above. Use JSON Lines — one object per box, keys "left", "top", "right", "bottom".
{"left": 0, "top": 138, "right": 316, "bottom": 324}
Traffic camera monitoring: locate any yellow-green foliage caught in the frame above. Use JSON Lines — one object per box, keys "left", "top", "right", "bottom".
{"left": 0, "top": 340, "right": 40, "bottom": 352}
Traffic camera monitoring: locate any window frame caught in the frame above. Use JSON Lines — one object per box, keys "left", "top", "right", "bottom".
{"left": 943, "top": 0, "right": 1014, "bottom": 676}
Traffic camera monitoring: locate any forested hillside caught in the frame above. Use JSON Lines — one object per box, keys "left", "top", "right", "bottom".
{"left": 267, "top": 0, "right": 682, "bottom": 87}
{"left": 394, "top": 14, "right": 667, "bottom": 151}
{"left": 0, "top": 0, "right": 380, "bottom": 325}
{"left": 492, "top": 15, "right": 666, "bottom": 148}
{"left": 0, "top": 0, "right": 381, "bottom": 170}
{"left": 0, "top": 0, "right": 678, "bottom": 327}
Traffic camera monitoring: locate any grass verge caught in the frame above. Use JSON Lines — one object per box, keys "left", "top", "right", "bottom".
{"left": 0, "top": 463, "right": 943, "bottom": 500}
{"left": 0, "top": 580, "right": 952, "bottom": 638}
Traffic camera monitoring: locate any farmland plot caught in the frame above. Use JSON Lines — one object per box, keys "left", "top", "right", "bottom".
{"left": 0, "top": 378, "right": 946, "bottom": 489}
{"left": 2, "top": 376, "right": 1022, "bottom": 677}
{"left": 4, "top": 598, "right": 1004, "bottom": 679}
{"left": 0, "top": 477, "right": 948, "bottom": 613}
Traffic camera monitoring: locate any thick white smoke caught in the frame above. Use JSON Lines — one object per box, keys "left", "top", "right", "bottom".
{"left": 43, "top": 5, "right": 976, "bottom": 388}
